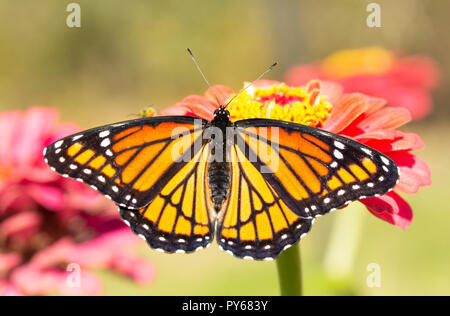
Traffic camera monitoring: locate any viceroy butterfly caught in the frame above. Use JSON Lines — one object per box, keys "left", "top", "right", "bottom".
{"left": 43, "top": 53, "right": 399, "bottom": 261}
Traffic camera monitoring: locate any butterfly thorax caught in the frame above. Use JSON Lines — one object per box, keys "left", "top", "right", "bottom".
{"left": 210, "top": 108, "right": 231, "bottom": 131}
{"left": 207, "top": 109, "right": 232, "bottom": 212}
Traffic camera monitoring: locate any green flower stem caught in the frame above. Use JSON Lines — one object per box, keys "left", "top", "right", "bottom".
{"left": 276, "top": 243, "right": 302, "bottom": 296}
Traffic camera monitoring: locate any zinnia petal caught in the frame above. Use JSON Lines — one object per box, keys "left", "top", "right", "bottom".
{"left": 71, "top": 228, "right": 142, "bottom": 267}
{"left": 355, "top": 130, "right": 425, "bottom": 152}
{"left": 159, "top": 104, "right": 192, "bottom": 116}
{"left": 58, "top": 270, "right": 103, "bottom": 296}
{"left": 26, "top": 184, "right": 65, "bottom": 211}
{"left": 323, "top": 93, "right": 368, "bottom": 133}
{"left": 392, "top": 56, "right": 440, "bottom": 90}
{"left": 284, "top": 65, "right": 324, "bottom": 86}
{"left": 11, "top": 265, "right": 102, "bottom": 296}
{"left": 345, "top": 107, "right": 411, "bottom": 136}
{"left": 29, "top": 238, "right": 75, "bottom": 269}
{"left": 204, "top": 85, "right": 234, "bottom": 105}
{"left": 46, "top": 122, "right": 81, "bottom": 146}
{"left": 320, "top": 81, "right": 343, "bottom": 105}
{"left": 110, "top": 253, "right": 156, "bottom": 285}
{"left": 386, "top": 86, "right": 432, "bottom": 119}
{"left": 0, "top": 282, "right": 23, "bottom": 296}
{"left": 0, "top": 253, "right": 22, "bottom": 275}
{"left": 389, "top": 152, "right": 432, "bottom": 194}
{"left": 0, "top": 211, "right": 42, "bottom": 238}
{"left": 160, "top": 95, "right": 219, "bottom": 120}
{"left": 12, "top": 107, "right": 59, "bottom": 167}
{"left": 0, "top": 112, "right": 21, "bottom": 167}
{"left": 364, "top": 97, "right": 387, "bottom": 116}
{"left": 360, "top": 191, "right": 413, "bottom": 230}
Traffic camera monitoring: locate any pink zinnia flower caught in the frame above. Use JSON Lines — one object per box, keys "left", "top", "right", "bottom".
{"left": 160, "top": 79, "right": 431, "bottom": 230}
{"left": 0, "top": 107, "right": 155, "bottom": 296}
{"left": 285, "top": 47, "right": 440, "bottom": 120}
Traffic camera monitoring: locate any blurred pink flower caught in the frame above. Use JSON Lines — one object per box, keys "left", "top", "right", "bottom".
{"left": 161, "top": 80, "right": 431, "bottom": 230}
{"left": 0, "top": 107, "right": 155, "bottom": 296}
{"left": 285, "top": 47, "right": 440, "bottom": 120}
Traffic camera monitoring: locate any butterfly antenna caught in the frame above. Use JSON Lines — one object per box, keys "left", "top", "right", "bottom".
{"left": 187, "top": 48, "right": 222, "bottom": 107}
{"left": 225, "top": 62, "right": 278, "bottom": 108}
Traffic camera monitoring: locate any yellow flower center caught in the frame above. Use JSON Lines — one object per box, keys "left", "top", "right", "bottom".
{"left": 227, "top": 82, "right": 333, "bottom": 128}
{"left": 321, "top": 46, "right": 395, "bottom": 78}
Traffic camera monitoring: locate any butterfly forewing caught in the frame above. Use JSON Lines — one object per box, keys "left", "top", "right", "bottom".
{"left": 44, "top": 116, "right": 207, "bottom": 209}
{"left": 234, "top": 119, "right": 399, "bottom": 218}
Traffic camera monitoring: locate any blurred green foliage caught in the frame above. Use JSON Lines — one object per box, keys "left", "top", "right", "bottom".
{"left": 0, "top": 0, "right": 448, "bottom": 295}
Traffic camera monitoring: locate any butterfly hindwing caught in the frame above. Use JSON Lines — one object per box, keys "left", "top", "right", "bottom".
{"left": 119, "top": 143, "right": 214, "bottom": 253}
{"left": 234, "top": 119, "right": 399, "bottom": 218}
{"left": 216, "top": 143, "right": 313, "bottom": 261}
{"left": 44, "top": 116, "right": 206, "bottom": 209}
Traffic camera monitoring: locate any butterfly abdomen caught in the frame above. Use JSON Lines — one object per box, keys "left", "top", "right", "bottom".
{"left": 207, "top": 161, "right": 231, "bottom": 212}
{"left": 206, "top": 110, "right": 233, "bottom": 212}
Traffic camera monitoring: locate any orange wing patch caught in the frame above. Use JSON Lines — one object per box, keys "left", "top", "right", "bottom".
{"left": 337, "top": 168, "right": 356, "bottom": 183}
{"left": 112, "top": 124, "right": 202, "bottom": 191}
{"left": 74, "top": 149, "right": 95, "bottom": 163}
{"left": 349, "top": 164, "right": 369, "bottom": 181}
{"left": 362, "top": 158, "right": 377, "bottom": 173}
{"left": 89, "top": 155, "right": 106, "bottom": 169}
{"left": 327, "top": 176, "right": 342, "bottom": 190}
{"left": 68, "top": 143, "right": 83, "bottom": 156}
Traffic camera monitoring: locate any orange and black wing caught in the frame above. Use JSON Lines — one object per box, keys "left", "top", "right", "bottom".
{"left": 234, "top": 119, "right": 399, "bottom": 218}
{"left": 44, "top": 116, "right": 206, "bottom": 210}
{"left": 119, "top": 144, "right": 215, "bottom": 253}
{"left": 216, "top": 143, "right": 313, "bottom": 261}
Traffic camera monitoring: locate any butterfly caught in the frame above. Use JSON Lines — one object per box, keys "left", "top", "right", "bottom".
{"left": 43, "top": 106, "right": 399, "bottom": 260}
{"left": 43, "top": 50, "right": 399, "bottom": 260}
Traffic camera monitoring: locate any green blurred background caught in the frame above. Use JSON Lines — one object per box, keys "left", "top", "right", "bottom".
{"left": 1, "top": 0, "right": 449, "bottom": 295}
